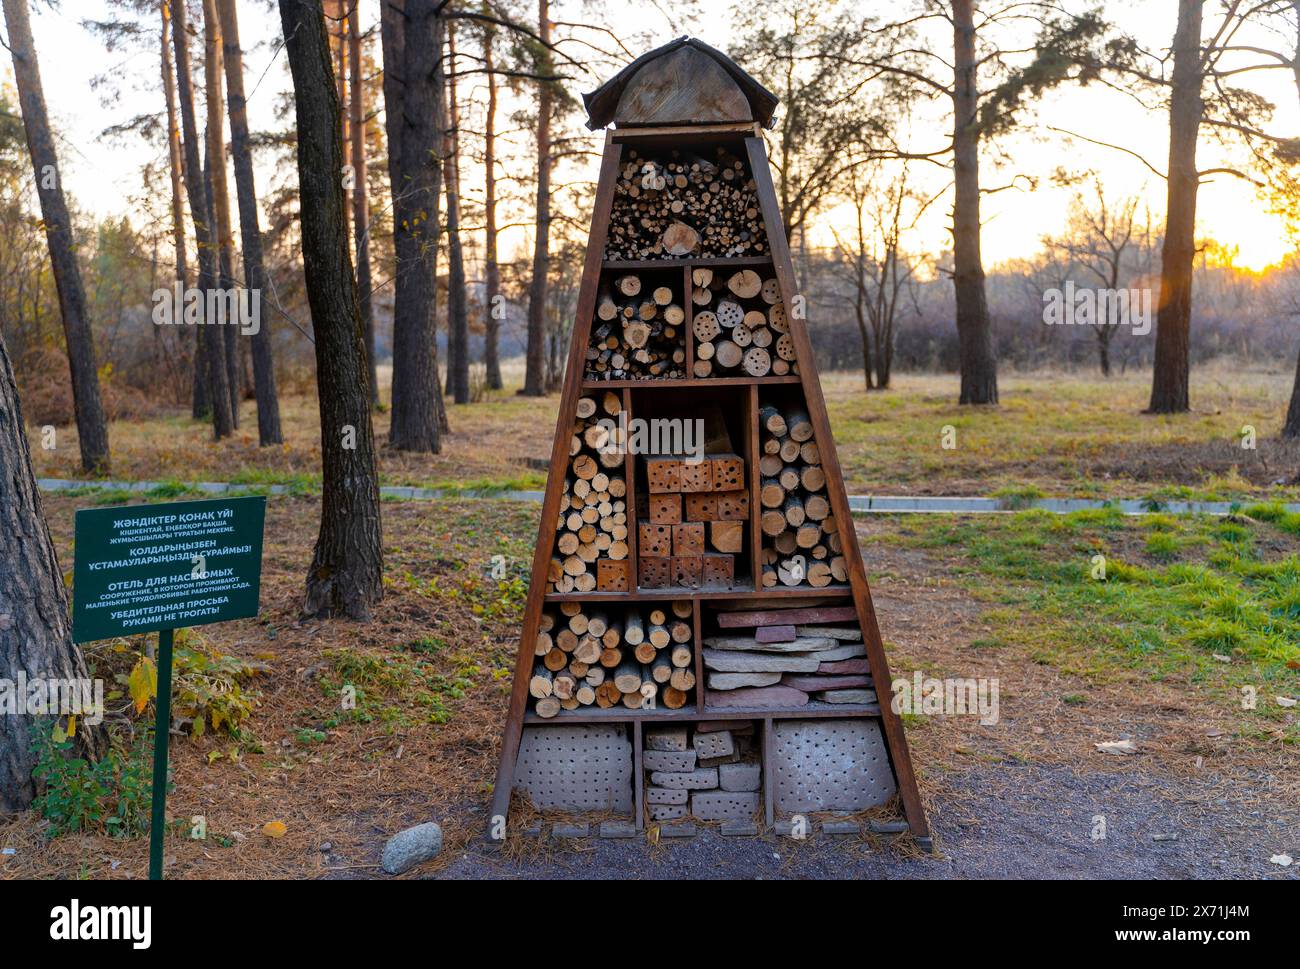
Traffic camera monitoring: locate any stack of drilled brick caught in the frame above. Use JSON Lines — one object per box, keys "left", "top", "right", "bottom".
{"left": 643, "top": 724, "right": 761, "bottom": 828}
{"left": 639, "top": 454, "right": 747, "bottom": 590}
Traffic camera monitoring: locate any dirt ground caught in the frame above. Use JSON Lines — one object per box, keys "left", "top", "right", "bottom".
{"left": 5, "top": 496, "right": 1293, "bottom": 880}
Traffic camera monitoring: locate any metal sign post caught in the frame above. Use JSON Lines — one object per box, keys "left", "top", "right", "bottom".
{"left": 71, "top": 496, "right": 266, "bottom": 880}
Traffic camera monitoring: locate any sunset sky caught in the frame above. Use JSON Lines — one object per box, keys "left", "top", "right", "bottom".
{"left": 12, "top": 0, "right": 1299, "bottom": 275}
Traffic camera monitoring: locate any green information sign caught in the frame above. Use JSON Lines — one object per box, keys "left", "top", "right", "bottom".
{"left": 72, "top": 496, "right": 266, "bottom": 644}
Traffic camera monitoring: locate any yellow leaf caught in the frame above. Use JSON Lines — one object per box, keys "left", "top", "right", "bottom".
{"left": 207, "top": 750, "right": 223, "bottom": 765}
{"left": 262, "top": 821, "right": 287, "bottom": 839}
{"left": 66, "top": 715, "right": 76, "bottom": 738}
{"left": 128, "top": 657, "right": 158, "bottom": 715}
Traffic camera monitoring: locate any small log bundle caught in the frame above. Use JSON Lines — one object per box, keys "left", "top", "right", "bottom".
{"left": 547, "top": 394, "right": 631, "bottom": 594}
{"left": 532, "top": 601, "right": 696, "bottom": 717}
{"left": 639, "top": 452, "right": 748, "bottom": 590}
{"left": 690, "top": 267, "right": 797, "bottom": 378}
{"left": 603, "top": 147, "right": 769, "bottom": 260}
{"left": 756, "top": 402, "right": 845, "bottom": 589}
{"left": 586, "top": 272, "right": 687, "bottom": 380}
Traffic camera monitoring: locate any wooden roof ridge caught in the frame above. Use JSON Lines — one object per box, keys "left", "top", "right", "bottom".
{"left": 582, "top": 36, "right": 780, "bottom": 131}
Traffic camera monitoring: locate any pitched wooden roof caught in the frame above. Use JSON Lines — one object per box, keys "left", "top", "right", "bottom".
{"left": 582, "top": 37, "right": 779, "bottom": 131}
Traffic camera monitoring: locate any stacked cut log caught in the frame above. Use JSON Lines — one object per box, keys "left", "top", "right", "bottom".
{"left": 586, "top": 272, "right": 687, "bottom": 380}
{"left": 547, "top": 393, "right": 630, "bottom": 594}
{"left": 531, "top": 601, "right": 696, "bottom": 718}
{"left": 691, "top": 268, "right": 798, "bottom": 378}
{"left": 755, "top": 403, "right": 844, "bottom": 588}
{"left": 639, "top": 452, "right": 748, "bottom": 590}
{"left": 701, "top": 605, "right": 877, "bottom": 709}
{"left": 603, "top": 147, "right": 769, "bottom": 260}
{"left": 643, "top": 724, "right": 761, "bottom": 823}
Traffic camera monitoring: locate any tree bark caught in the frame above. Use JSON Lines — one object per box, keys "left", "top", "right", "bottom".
{"left": 347, "top": 0, "right": 378, "bottom": 407}
{"left": 384, "top": 0, "right": 447, "bottom": 450}
{"left": 219, "top": 0, "right": 282, "bottom": 445}
{"left": 170, "top": 0, "right": 233, "bottom": 438}
{"left": 0, "top": 326, "right": 102, "bottom": 811}
{"left": 161, "top": 1, "right": 187, "bottom": 291}
{"left": 202, "top": 0, "right": 240, "bottom": 426}
{"left": 951, "top": 0, "right": 998, "bottom": 405}
{"left": 2, "top": 0, "right": 110, "bottom": 472}
{"left": 278, "top": 0, "right": 384, "bottom": 620}
{"left": 522, "top": 0, "right": 552, "bottom": 397}
{"left": 1149, "top": 0, "right": 1202, "bottom": 414}
{"left": 1284, "top": 346, "right": 1300, "bottom": 438}
{"left": 444, "top": 20, "right": 470, "bottom": 405}
{"left": 482, "top": 12, "right": 503, "bottom": 391}
{"left": 169, "top": 5, "right": 209, "bottom": 421}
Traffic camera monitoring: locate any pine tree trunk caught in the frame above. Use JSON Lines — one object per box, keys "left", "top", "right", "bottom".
{"left": 444, "top": 21, "right": 470, "bottom": 405}
{"left": 1149, "top": 0, "right": 1202, "bottom": 414}
{"left": 482, "top": 14, "right": 503, "bottom": 391}
{"left": 522, "top": 0, "right": 552, "bottom": 398}
{"left": 384, "top": 0, "right": 446, "bottom": 451}
{"left": 951, "top": 0, "right": 998, "bottom": 405}
{"left": 202, "top": 0, "right": 240, "bottom": 427}
{"left": 219, "top": 0, "right": 282, "bottom": 444}
{"left": 161, "top": 1, "right": 187, "bottom": 292}
{"left": 0, "top": 327, "right": 102, "bottom": 810}
{"left": 1284, "top": 346, "right": 1300, "bottom": 439}
{"left": 172, "top": 0, "right": 232, "bottom": 438}
{"left": 347, "top": 2, "right": 378, "bottom": 408}
{"left": 2, "top": 0, "right": 110, "bottom": 473}
{"left": 278, "top": 0, "right": 384, "bottom": 620}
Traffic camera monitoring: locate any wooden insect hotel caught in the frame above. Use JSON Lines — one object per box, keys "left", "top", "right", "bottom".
{"left": 490, "top": 38, "right": 928, "bottom": 842}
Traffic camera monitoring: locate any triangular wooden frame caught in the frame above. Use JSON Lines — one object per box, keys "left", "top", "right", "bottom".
{"left": 489, "top": 120, "right": 928, "bottom": 843}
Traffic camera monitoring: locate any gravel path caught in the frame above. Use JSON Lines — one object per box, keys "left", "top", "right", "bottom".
{"left": 430, "top": 762, "right": 1299, "bottom": 880}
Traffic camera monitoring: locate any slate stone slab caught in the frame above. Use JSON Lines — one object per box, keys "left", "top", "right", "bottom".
{"left": 643, "top": 749, "right": 697, "bottom": 772}
{"left": 703, "top": 649, "right": 820, "bottom": 673}
{"left": 817, "top": 689, "right": 878, "bottom": 704}
{"left": 551, "top": 823, "right": 590, "bottom": 839}
{"left": 703, "top": 635, "right": 839, "bottom": 653}
{"left": 599, "top": 820, "right": 637, "bottom": 838}
{"left": 660, "top": 822, "right": 698, "bottom": 838}
{"left": 691, "top": 791, "right": 759, "bottom": 822}
{"left": 795, "top": 625, "right": 863, "bottom": 641}
{"left": 803, "top": 642, "right": 866, "bottom": 662}
{"left": 649, "top": 767, "right": 718, "bottom": 789}
{"left": 718, "top": 761, "right": 761, "bottom": 792}
{"left": 720, "top": 821, "right": 759, "bottom": 836}
{"left": 781, "top": 674, "right": 872, "bottom": 691}
{"left": 817, "top": 659, "right": 871, "bottom": 675}
{"left": 707, "top": 671, "right": 782, "bottom": 689}
{"left": 705, "top": 685, "right": 808, "bottom": 708}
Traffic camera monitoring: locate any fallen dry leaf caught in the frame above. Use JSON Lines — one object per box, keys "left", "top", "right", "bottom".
{"left": 1095, "top": 739, "right": 1139, "bottom": 755}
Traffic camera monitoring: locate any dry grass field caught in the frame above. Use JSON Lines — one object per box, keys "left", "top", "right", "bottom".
{"left": 26, "top": 365, "right": 1300, "bottom": 501}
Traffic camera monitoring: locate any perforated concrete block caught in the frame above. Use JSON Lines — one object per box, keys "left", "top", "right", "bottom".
{"left": 650, "top": 803, "right": 688, "bottom": 821}
{"left": 692, "top": 730, "right": 735, "bottom": 759}
{"left": 718, "top": 761, "right": 761, "bottom": 792}
{"left": 691, "top": 790, "right": 759, "bottom": 822}
{"left": 646, "top": 786, "right": 688, "bottom": 805}
{"left": 649, "top": 767, "right": 718, "bottom": 790}
{"left": 770, "top": 719, "right": 896, "bottom": 815}
{"left": 513, "top": 724, "right": 634, "bottom": 813}
{"left": 643, "top": 749, "right": 697, "bottom": 772}
{"left": 645, "top": 726, "right": 688, "bottom": 751}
